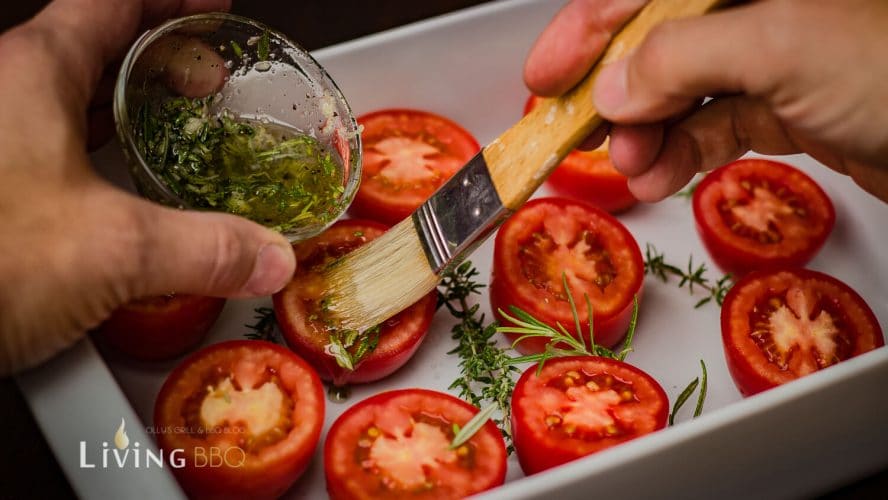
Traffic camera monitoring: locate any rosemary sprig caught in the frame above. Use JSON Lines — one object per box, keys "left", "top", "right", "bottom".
{"left": 243, "top": 307, "right": 279, "bottom": 343}
{"left": 669, "top": 360, "right": 708, "bottom": 425}
{"left": 440, "top": 262, "right": 519, "bottom": 450}
{"left": 644, "top": 243, "right": 733, "bottom": 308}
{"left": 498, "top": 274, "right": 639, "bottom": 371}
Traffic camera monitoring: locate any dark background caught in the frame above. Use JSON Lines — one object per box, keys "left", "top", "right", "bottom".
{"left": 0, "top": 1, "right": 886, "bottom": 498}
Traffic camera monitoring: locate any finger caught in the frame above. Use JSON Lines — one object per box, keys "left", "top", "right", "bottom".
{"left": 138, "top": 34, "right": 228, "bottom": 98}
{"left": 576, "top": 123, "right": 610, "bottom": 151}
{"left": 525, "top": 0, "right": 647, "bottom": 96}
{"left": 625, "top": 95, "right": 800, "bottom": 201}
{"left": 120, "top": 195, "right": 296, "bottom": 299}
{"left": 593, "top": 1, "right": 790, "bottom": 122}
{"left": 26, "top": 0, "right": 230, "bottom": 110}
{"left": 607, "top": 123, "right": 663, "bottom": 175}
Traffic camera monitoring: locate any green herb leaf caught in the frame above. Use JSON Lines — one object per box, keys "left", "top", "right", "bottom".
{"left": 257, "top": 30, "right": 270, "bottom": 61}
{"left": 669, "top": 359, "right": 709, "bottom": 425}
{"left": 669, "top": 377, "right": 699, "bottom": 426}
{"left": 230, "top": 41, "right": 244, "bottom": 58}
{"left": 694, "top": 359, "right": 708, "bottom": 418}
{"left": 450, "top": 403, "right": 498, "bottom": 449}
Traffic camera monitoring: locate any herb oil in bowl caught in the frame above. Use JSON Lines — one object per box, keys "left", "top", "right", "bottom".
{"left": 115, "top": 14, "right": 361, "bottom": 241}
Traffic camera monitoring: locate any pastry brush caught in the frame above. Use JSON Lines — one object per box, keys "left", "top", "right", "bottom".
{"left": 319, "top": 0, "right": 724, "bottom": 332}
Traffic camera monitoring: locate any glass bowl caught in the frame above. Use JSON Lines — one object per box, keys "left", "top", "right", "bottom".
{"left": 113, "top": 13, "right": 361, "bottom": 242}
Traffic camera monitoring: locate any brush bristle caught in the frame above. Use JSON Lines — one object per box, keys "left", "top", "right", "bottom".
{"left": 319, "top": 218, "right": 440, "bottom": 331}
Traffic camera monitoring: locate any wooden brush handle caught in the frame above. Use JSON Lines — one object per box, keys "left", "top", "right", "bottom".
{"left": 483, "top": 0, "right": 723, "bottom": 210}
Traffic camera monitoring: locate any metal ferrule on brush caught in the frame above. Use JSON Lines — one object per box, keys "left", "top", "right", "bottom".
{"left": 412, "top": 152, "right": 512, "bottom": 273}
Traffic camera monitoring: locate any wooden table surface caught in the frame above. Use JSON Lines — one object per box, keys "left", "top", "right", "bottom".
{"left": 0, "top": 1, "right": 886, "bottom": 498}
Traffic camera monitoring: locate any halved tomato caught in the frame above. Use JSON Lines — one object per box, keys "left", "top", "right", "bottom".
{"left": 349, "top": 108, "right": 480, "bottom": 225}
{"left": 95, "top": 294, "right": 225, "bottom": 361}
{"left": 491, "top": 197, "right": 644, "bottom": 354}
{"left": 273, "top": 219, "right": 437, "bottom": 386}
{"left": 512, "top": 356, "right": 668, "bottom": 475}
{"left": 154, "top": 340, "right": 324, "bottom": 500}
{"left": 693, "top": 159, "right": 835, "bottom": 276}
{"left": 525, "top": 95, "right": 636, "bottom": 213}
{"left": 324, "top": 388, "right": 507, "bottom": 499}
{"left": 721, "top": 268, "right": 883, "bottom": 396}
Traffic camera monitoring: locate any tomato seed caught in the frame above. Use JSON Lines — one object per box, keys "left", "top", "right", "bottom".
{"left": 545, "top": 415, "right": 562, "bottom": 427}
{"left": 585, "top": 381, "right": 600, "bottom": 391}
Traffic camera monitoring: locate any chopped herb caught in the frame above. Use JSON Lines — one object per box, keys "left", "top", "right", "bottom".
{"left": 644, "top": 243, "right": 733, "bottom": 308}
{"left": 325, "top": 325, "right": 381, "bottom": 371}
{"left": 257, "top": 30, "right": 270, "bottom": 61}
{"left": 669, "top": 360, "right": 708, "bottom": 425}
{"left": 134, "top": 96, "right": 344, "bottom": 233}
{"left": 243, "top": 307, "right": 279, "bottom": 343}
{"left": 440, "top": 262, "right": 519, "bottom": 451}
{"left": 230, "top": 40, "right": 244, "bottom": 59}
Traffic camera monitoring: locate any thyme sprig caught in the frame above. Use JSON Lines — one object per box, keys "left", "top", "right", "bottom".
{"left": 644, "top": 243, "right": 733, "bottom": 308}
{"left": 440, "top": 262, "right": 519, "bottom": 450}
{"left": 243, "top": 307, "right": 280, "bottom": 343}
{"left": 498, "top": 274, "right": 638, "bottom": 371}
{"left": 669, "top": 360, "right": 708, "bottom": 425}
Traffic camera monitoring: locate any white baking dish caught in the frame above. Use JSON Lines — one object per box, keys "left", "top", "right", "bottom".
{"left": 17, "top": 1, "right": 888, "bottom": 498}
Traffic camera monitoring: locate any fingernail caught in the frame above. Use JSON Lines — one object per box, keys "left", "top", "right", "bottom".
{"left": 594, "top": 58, "right": 629, "bottom": 116}
{"left": 244, "top": 243, "right": 295, "bottom": 296}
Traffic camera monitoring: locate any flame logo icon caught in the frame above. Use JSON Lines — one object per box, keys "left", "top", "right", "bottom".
{"left": 114, "top": 418, "right": 130, "bottom": 450}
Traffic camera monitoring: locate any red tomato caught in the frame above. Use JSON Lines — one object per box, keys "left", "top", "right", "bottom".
{"left": 512, "top": 356, "right": 668, "bottom": 474}
{"left": 721, "top": 268, "right": 883, "bottom": 396}
{"left": 524, "top": 95, "right": 636, "bottom": 213}
{"left": 491, "top": 197, "right": 644, "bottom": 354}
{"left": 693, "top": 159, "right": 835, "bottom": 275}
{"left": 154, "top": 340, "right": 324, "bottom": 500}
{"left": 349, "top": 108, "right": 480, "bottom": 224}
{"left": 273, "top": 219, "right": 437, "bottom": 386}
{"left": 96, "top": 294, "right": 225, "bottom": 361}
{"left": 324, "top": 388, "right": 507, "bottom": 499}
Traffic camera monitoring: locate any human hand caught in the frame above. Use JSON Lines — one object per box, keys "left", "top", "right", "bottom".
{"left": 524, "top": 0, "right": 888, "bottom": 203}
{"left": 0, "top": 0, "right": 296, "bottom": 375}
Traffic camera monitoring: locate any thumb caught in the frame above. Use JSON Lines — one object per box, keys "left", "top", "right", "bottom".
{"left": 126, "top": 197, "right": 296, "bottom": 299}
{"left": 592, "top": 2, "right": 781, "bottom": 123}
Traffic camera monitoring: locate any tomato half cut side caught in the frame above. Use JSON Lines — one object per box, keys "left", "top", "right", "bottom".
{"left": 491, "top": 197, "right": 644, "bottom": 354}
{"left": 512, "top": 356, "right": 668, "bottom": 474}
{"left": 349, "top": 108, "right": 480, "bottom": 225}
{"left": 721, "top": 268, "right": 883, "bottom": 396}
{"left": 154, "top": 340, "right": 324, "bottom": 500}
{"left": 324, "top": 388, "right": 507, "bottom": 499}
{"left": 273, "top": 219, "right": 437, "bottom": 386}
{"left": 692, "top": 159, "right": 835, "bottom": 276}
{"left": 96, "top": 294, "right": 225, "bottom": 361}
{"left": 525, "top": 95, "right": 636, "bottom": 213}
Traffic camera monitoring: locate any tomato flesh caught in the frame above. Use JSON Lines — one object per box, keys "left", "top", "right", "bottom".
{"left": 273, "top": 219, "right": 437, "bottom": 385}
{"left": 349, "top": 109, "right": 480, "bottom": 225}
{"left": 525, "top": 95, "right": 636, "bottom": 213}
{"left": 721, "top": 268, "right": 883, "bottom": 396}
{"left": 491, "top": 197, "right": 644, "bottom": 353}
{"left": 512, "top": 356, "right": 668, "bottom": 474}
{"left": 154, "top": 340, "right": 324, "bottom": 500}
{"left": 324, "top": 389, "right": 507, "bottom": 499}
{"left": 693, "top": 159, "right": 835, "bottom": 275}
{"left": 96, "top": 294, "right": 225, "bottom": 361}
